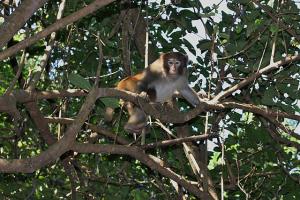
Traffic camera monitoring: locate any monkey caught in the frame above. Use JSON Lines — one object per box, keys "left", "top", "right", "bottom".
{"left": 117, "top": 52, "right": 201, "bottom": 134}
{"left": 117, "top": 73, "right": 148, "bottom": 133}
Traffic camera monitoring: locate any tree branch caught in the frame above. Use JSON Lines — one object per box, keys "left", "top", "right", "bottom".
{"left": 141, "top": 133, "right": 218, "bottom": 149}
{"left": 213, "top": 54, "right": 300, "bottom": 101}
{"left": 0, "top": 0, "right": 49, "bottom": 48}
{"left": 44, "top": 117, "right": 130, "bottom": 145}
{"left": 1, "top": 88, "right": 299, "bottom": 125}
{"left": 71, "top": 143, "right": 207, "bottom": 199}
{"left": 0, "top": 0, "right": 115, "bottom": 61}
{"left": 0, "top": 88, "right": 99, "bottom": 173}
{"left": 252, "top": 0, "right": 300, "bottom": 42}
{"left": 27, "top": 0, "right": 67, "bottom": 90}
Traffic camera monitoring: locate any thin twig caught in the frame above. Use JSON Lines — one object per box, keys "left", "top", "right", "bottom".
{"left": 95, "top": 32, "right": 103, "bottom": 86}
{"left": 5, "top": 49, "right": 26, "bottom": 95}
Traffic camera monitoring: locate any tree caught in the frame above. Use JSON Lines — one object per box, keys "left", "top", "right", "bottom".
{"left": 0, "top": 0, "right": 299, "bottom": 199}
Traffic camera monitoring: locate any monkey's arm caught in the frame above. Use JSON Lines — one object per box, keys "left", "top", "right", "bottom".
{"left": 136, "top": 70, "right": 161, "bottom": 101}
{"left": 179, "top": 86, "right": 201, "bottom": 106}
{"left": 136, "top": 69, "right": 158, "bottom": 92}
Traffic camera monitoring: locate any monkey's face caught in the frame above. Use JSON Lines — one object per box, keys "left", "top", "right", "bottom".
{"left": 167, "top": 58, "right": 182, "bottom": 75}
{"left": 163, "top": 52, "right": 188, "bottom": 77}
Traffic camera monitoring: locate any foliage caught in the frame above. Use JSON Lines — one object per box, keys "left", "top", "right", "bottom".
{"left": 0, "top": 0, "right": 300, "bottom": 199}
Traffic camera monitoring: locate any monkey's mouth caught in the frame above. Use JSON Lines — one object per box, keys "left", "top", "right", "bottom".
{"left": 169, "top": 68, "right": 177, "bottom": 75}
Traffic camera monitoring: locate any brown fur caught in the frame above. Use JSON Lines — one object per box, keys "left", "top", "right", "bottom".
{"left": 117, "top": 72, "right": 147, "bottom": 134}
{"left": 163, "top": 52, "right": 188, "bottom": 75}
{"left": 117, "top": 52, "right": 198, "bottom": 134}
{"left": 117, "top": 72, "right": 144, "bottom": 92}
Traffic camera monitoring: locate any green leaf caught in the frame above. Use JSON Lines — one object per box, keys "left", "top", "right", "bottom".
{"left": 130, "top": 189, "right": 149, "bottom": 200}
{"left": 269, "top": 24, "right": 279, "bottom": 34}
{"left": 170, "top": 31, "right": 182, "bottom": 41}
{"left": 277, "top": 80, "right": 299, "bottom": 99}
{"left": 69, "top": 73, "right": 92, "bottom": 90}
{"left": 101, "top": 97, "right": 119, "bottom": 109}
{"left": 255, "top": 18, "right": 263, "bottom": 25}
{"left": 197, "top": 39, "right": 211, "bottom": 52}
{"left": 208, "top": 152, "right": 221, "bottom": 170}
{"left": 178, "top": 9, "right": 197, "bottom": 20}
{"left": 219, "top": 33, "right": 230, "bottom": 41}
{"left": 295, "top": 106, "right": 300, "bottom": 113}
{"left": 182, "top": 38, "right": 196, "bottom": 55}
{"left": 261, "top": 87, "right": 277, "bottom": 105}
{"left": 205, "top": 22, "right": 214, "bottom": 35}
{"left": 246, "top": 23, "right": 256, "bottom": 37}
{"left": 198, "top": 12, "right": 216, "bottom": 18}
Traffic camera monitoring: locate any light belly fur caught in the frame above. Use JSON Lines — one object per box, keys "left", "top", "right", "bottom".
{"left": 150, "top": 78, "right": 184, "bottom": 103}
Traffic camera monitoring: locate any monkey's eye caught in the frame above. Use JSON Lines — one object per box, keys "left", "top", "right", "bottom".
{"left": 175, "top": 61, "right": 181, "bottom": 66}
{"left": 168, "top": 60, "right": 175, "bottom": 66}
{"left": 168, "top": 59, "right": 181, "bottom": 67}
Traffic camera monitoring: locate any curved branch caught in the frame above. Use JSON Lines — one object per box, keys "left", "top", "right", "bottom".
{"left": 1, "top": 88, "right": 299, "bottom": 125}
{"left": 213, "top": 54, "right": 300, "bottom": 101}
{"left": 219, "top": 101, "right": 300, "bottom": 122}
{"left": 72, "top": 143, "right": 206, "bottom": 199}
{"left": 261, "top": 118, "right": 300, "bottom": 150}
{"left": 0, "top": 93, "right": 21, "bottom": 120}
{"left": 27, "top": 0, "right": 67, "bottom": 90}
{"left": 219, "top": 102, "right": 300, "bottom": 140}
{"left": 0, "top": 0, "right": 49, "bottom": 48}
{"left": 45, "top": 117, "right": 130, "bottom": 145}
{"left": 0, "top": 0, "right": 115, "bottom": 61}
{"left": 252, "top": 0, "right": 300, "bottom": 42}
{"left": 0, "top": 88, "right": 99, "bottom": 173}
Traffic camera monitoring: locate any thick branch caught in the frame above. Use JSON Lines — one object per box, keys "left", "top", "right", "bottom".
{"left": 1, "top": 88, "right": 299, "bottom": 125}
{"left": 176, "top": 125, "right": 219, "bottom": 200}
{"left": 0, "top": 88, "right": 99, "bottom": 173}
{"left": 0, "top": 0, "right": 115, "bottom": 61}
{"left": 27, "top": 0, "right": 66, "bottom": 90}
{"left": 25, "top": 102, "right": 56, "bottom": 144}
{"left": 72, "top": 143, "right": 206, "bottom": 199}
{"left": 0, "top": 0, "right": 49, "bottom": 48}
{"left": 24, "top": 99, "right": 79, "bottom": 199}
{"left": 0, "top": 93, "right": 21, "bottom": 120}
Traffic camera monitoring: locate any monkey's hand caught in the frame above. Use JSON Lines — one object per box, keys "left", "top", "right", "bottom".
{"left": 139, "top": 91, "right": 150, "bottom": 101}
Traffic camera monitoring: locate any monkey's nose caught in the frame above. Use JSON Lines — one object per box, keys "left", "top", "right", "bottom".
{"left": 170, "top": 65, "right": 177, "bottom": 73}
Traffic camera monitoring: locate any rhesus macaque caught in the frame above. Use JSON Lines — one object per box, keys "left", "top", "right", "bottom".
{"left": 117, "top": 52, "right": 200, "bottom": 133}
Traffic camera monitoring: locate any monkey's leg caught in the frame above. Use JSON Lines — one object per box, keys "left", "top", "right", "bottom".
{"left": 124, "top": 103, "right": 148, "bottom": 134}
